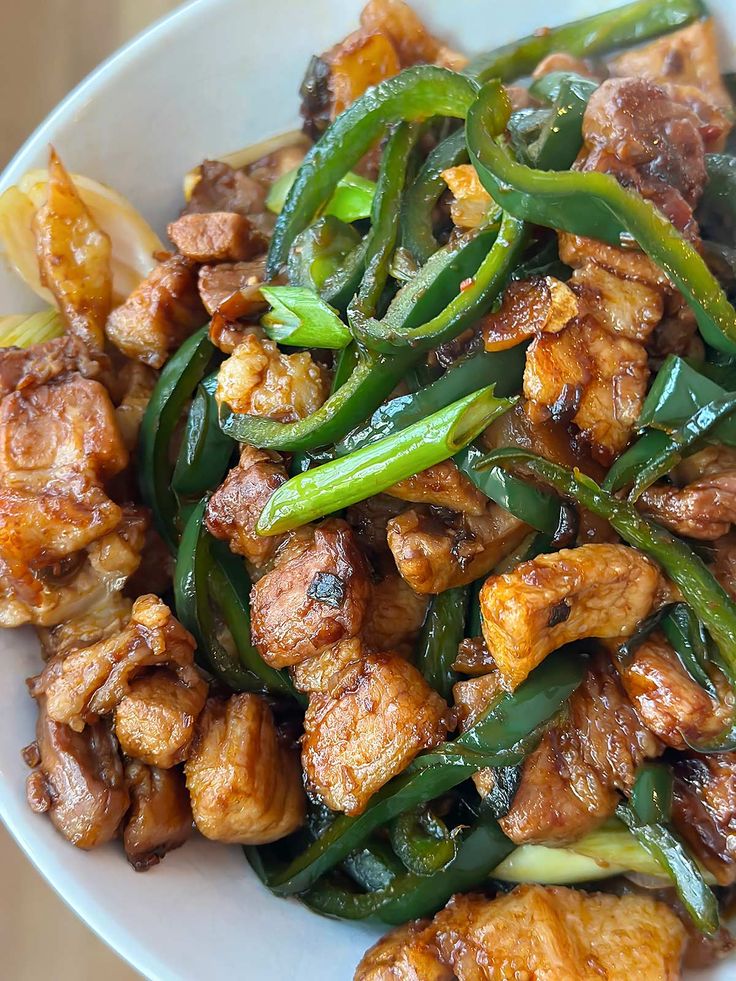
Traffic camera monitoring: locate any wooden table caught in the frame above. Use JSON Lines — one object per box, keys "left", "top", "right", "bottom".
{"left": 0, "top": 8, "right": 180, "bottom": 977}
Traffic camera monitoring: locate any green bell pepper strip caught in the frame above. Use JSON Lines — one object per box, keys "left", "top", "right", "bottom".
{"left": 697, "top": 154, "right": 736, "bottom": 246}
{"left": 256, "top": 387, "right": 514, "bottom": 535}
{"left": 630, "top": 764, "right": 674, "bottom": 826}
{"left": 266, "top": 168, "right": 376, "bottom": 222}
{"left": 287, "top": 216, "right": 362, "bottom": 296}
{"left": 416, "top": 586, "right": 469, "bottom": 701}
{"left": 476, "top": 448, "right": 736, "bottom": 685}
{"left": 466, "top": 0, "right": 705, "bottom": 83}
{"left": 466, "top": 80, "right": 736, "bottom": 355}
{"left": 209, "top": 540, "right": 305, "bottom": 704}
{"left": 138, "top": 326, "right": 215, "bottom": 551}
{"left": 661, "top": 604, "right": 718, "bottom": 698}
{"left": 347, "top": 122, "right": 420, "bottom": 325}
{"left": 267, "top": 66, "right": 479, "bottom": 277}
{"left": 174, "top": 499, "right": 261, "bottom": 690}
{"left": 627, "top": 392, "right": 736, "bottom": 502}
{"left": 400, "top": 128, "right": 468, "bottom": 264}
{"left": 342, "top": 840, "right": 404, "bottom": 892}
{"left": 260, "top": 286, "right": 351, "bottom": 349}
{"left": 456, "top": 443, "right": 563, "bottom": 536}
{"left": 336, "top": 344, "right": 525, "bottom": 454}
{"left": 616, "top": 801, "right": 719, "bottom": 935}
{"left": 523, "top": 74, "right": 599, "bottom": 172}
{"left": 683, "top": 714, "right": 736, "bottom": 754}
{"left": 255, "top": 648, "right": 585, "bottom": 896}
{"left": 304, "top": 814, "right": 512, "bottom": 924}
{"left": 603, "top": 430, "right": 675, "bottom": 494}
{"left": 352, "top": 212, "right": 529, "bottom": 353}
{"left": 389, "top": 807, "right": 458, "bottom": 876}
{"left": 172, "top": 374, "right": 234, "bottom": 500}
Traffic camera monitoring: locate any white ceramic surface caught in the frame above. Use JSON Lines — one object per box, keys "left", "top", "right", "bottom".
{"left": 1, "top": 2, "right": 735, "bottom": 978}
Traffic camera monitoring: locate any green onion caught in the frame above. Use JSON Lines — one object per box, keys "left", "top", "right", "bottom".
{"left": 266, "top": 168, "right": 376, "bottom": 222}
{"left": 260, "top": 285, "right": 351, "bottom": 349}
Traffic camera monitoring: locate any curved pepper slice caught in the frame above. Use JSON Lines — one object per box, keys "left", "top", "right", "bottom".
{"left": 466, "top": 80, "right": 736, "bottom": 354}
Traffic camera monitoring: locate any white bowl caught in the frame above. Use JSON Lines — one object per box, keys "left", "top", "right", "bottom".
{"left": 1, "top": 1, "right": 735, "bottom": 978}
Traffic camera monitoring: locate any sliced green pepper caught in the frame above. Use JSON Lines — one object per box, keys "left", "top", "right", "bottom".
{"left": 256, "top": 387, "right": 514, "bottom": 535}
{"left": 467, "top": 0, "right": 705, "bottom": 83}
{"left": 389, "top": 807, "right": 458, "bottom": 876}
{"left": 267, "top": 168, "right": 375, "bottom": 222}
{"left": 477, "top": 448, "right": 736, "bottom": 685}
{"left": 287, "top": 215, "right": 362, "bottom": 297}
{"left": 630, "top": 763, "right": 673, "bottom": 825}
{"left": 523, "top": 73, "right": 599, "bottom": 172}
{"left": 697, "top": 154, "right": 736, "bottom": 246}
{"left": 466, "top": 80, "right": 736, "bottom": 354}
{"left": 267, "top": 66, "right": 479, "bottom": 276}
{"left": 172, "top": 374, "right": 234, "bottom": 500}
{"left": 417, "top": 586, "right": 469, "bottom": 701}
{"left": 661, "top": 604, "right": 718, "bottom": 698}
{"left": 255, "top": 648, "right": 585, "bottom": 895}
{"left": 138, "top": 326, "right": 214, "bottom": 551}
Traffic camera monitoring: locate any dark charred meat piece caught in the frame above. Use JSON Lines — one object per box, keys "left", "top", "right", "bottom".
{"left": 480, "top": 275, "right": 578, "bottom": 352}
{"left": 183, "top": 160, "right": 267, "bottom": 219}
{"left": 672, "top": 753, "right": 736, "bottom": 885}
{"left": 25, "top": 696, "right": 129, "bottom": 849}
{"left": 106, "top": 255, "right": 205, "bottom": 369}
{"left": 123, "top": 760, "right": 192, "bottom": 871}
{"left": 198, "top": 258, "right": 268, "bottom": 320}
{"left": 205, "top": 445, "right": 288, "bottom": 569}
{"left": 167, "top": 212, "right": 267, "bottom": 264}
{"left": 250, "top": 519, "right": 371, "bottom": 667}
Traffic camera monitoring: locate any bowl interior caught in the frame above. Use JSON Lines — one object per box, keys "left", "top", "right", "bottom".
{"left": 1, "top": 1, "right": 734, "bottom": 978}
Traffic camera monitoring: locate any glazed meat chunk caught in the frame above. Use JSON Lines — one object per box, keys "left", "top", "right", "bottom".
{"left": 31, "top": 595, "right": 203, "bottom": 737}
{"left": 479, "top": 543, "right": 663, "bottom": 690}
{"left": 123, "top": 761, "right": 192, "bottom": 871}
{"left": 354, "top": 920, "right": 452, "bottom": 981}
{"left": 216, "top": 333, "right": 329, "bottom": 422}
{"left": 205, "top": 444, "right": 288, "bottom": 568}
{"left": 673, "top": 753, "right": 736, "bottom": 886}
{"left": 24, "top": 698, "right": 129, "bottom": 849}
{"left": 386, "top": 460, "right": 488, "bottom": 515}
{"left": 184, "top": 160, "right": 267, "bottom": 220}
{"left": 569, "top": 263, "right": 664, "bottom": 342}
{"left": 441, "top": 164, "right": 494, "bottom": 231}
{"left": 362, "top": 569, "right": 428, "bottom": 657}
{"left": 250, "top": 519, "right": 371, "bottom": 668}
{"left": 387, "top": 504, "right": 528, "bottom": 594}
{"left": 480, "top": 275, "right": 579, "bottom": 351}
{"left": 499, "top": 655, "right": 661, "bottom": 844}
{"left": 524, "top": 315, "right": 649, "bottom": 462}
{"left": 302, "top": 653, "right": 450, "bottom": 814}
{"left": 618, "top": 632, "right": 734, "bottom": 750}
{"left": 167, "top": 212, "right": 267, "bottom": 263}
{"left": 106, "top": 254, "right": 205, "bottom": 369}
{"left": 114, "top": 669, "right": 208, "bottom": 768}
{"left": 428, "top": 886, "right": 685, "bottom": 981}
{"left": 185, "top": 694, "right": 305, "bottom": 844}
{"left": 639, "top": 470, "right": 736, "bottom": 540}
{"left": 197, "top": 258, "right": 268, "bottom": 320}
{"left": 290, "top": 637, "right": 365, "bottom": 695}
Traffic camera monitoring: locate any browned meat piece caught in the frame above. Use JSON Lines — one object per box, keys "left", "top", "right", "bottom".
{"left": 639, "top": 471, "right": 736, "bottom": 540}
{"left": 608, "top": 19, "right": 733, "bottom": 113}
{"left": 712, "top": 532, "right": 736, "bottom": 600}
{"left": 205, "top": 444, "right": 287, "bottom": 568}
{"left": 428, "top": 886, "right": 686, "bottom": 980}
{"left": 532, "top": 52, "right": 599, "bottom": 79}
{"left": 617, "top": 632, "right": 733, "bottom": 750}
{"left": 453, "top": 671, "right": 502, "bottom": 797}
{"left": 647, "top": 293, "right": 705, "bottom": 364}
{"left": 184, "top": 693, "right": 305, "bottom": 843}
{"left": 362, "top": 570, "right": 428, "bottom": 656}
{"left": 115, "top": 669, "right": 208, "bottom": 768}
{"left": 570, "top": 263, "right": 664, "bottom": 341}
{"left": 387, "top": 460, "right": 488, "bottom": 515}
{"left": 24, "top": 696, "right": 129, "bottom": 849}
{"left": 183, "top": 160, "right": 267, "bottom": 219}
{"left": 359, "top": 0, "right": 441, "bottom": 66}
{"left": 33, "top": 149, "right": 112, "bottom": 349}
{"left": 0, "top": 334, "right": 107, "bottom": 397}
{"left": 250, "top": 519, "right": 371, "bottom": 667}
{"left": 30, "top": 594, "right": 202, "bottom": 734}
{"left": 500, "top": 655, "right": 661, "bottom": 844}
{"left": 345, "top": 493, "right": 406, "bottom": 554}
{"left": 37, "top": 593, "right": 132, "bottom": 661}
{"left": 216, "top": 333, "right": 329, "bottom": 422}
{"left": 387, "top": 505, "right": 529, "bottom": 594}
{"left": 524, "top": 315, "right": 649, "bottom": 462}
{"left": 480, "top": 275, "right": 578, "bottom": 351}
{"left": 354, "top": 920, "right": 452, "bottom": 981}
{"left": 440, "top": 164, "right": 494, "bottom": 230}
{"left": 302, "top": 652, "right": 450, "bottom": 814}
{"left": 122, "top": 761, "right": 192, "bottom": 871}
{"left": 198, "top": 258, "right": 268, "bottom": 320}
{"left": 453, "top": 640, "right": 494, "bottom": 679}
{"left": 558, "top": 231, "right": 670, "bottom": 288}
{"left": 673, "top": 445, "right": 736, "bottom": 484}
{"left": 673, "top": 753, "right": 736, "bottom": 885}
{"left": 300, "top": 31, "right": 400, "bottom": 138}
{"left": 663, "top": 83, "right": 732, "bottom": 153}
{"left": 480, "top": 543, "right": 663, "bottom": 690}
{"left": 112, "top": 361, "right": 156, "bottom": 450}
{"left": 167, "top": 211, "right": 267, "bottom": 263}
{"left": 106, "top": 255, "right": 205, "bottom": 369}
{"left": 290, "top": 637, "right": 365, "bottom": 695}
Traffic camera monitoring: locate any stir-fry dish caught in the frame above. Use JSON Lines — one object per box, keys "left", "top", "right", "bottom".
{"left": 4, "top": 0, "right": 736, "bottom": 975}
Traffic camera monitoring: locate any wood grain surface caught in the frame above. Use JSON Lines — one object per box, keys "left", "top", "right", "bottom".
{"left": 0, "top": 8, "right": 180, "bottom": 978}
